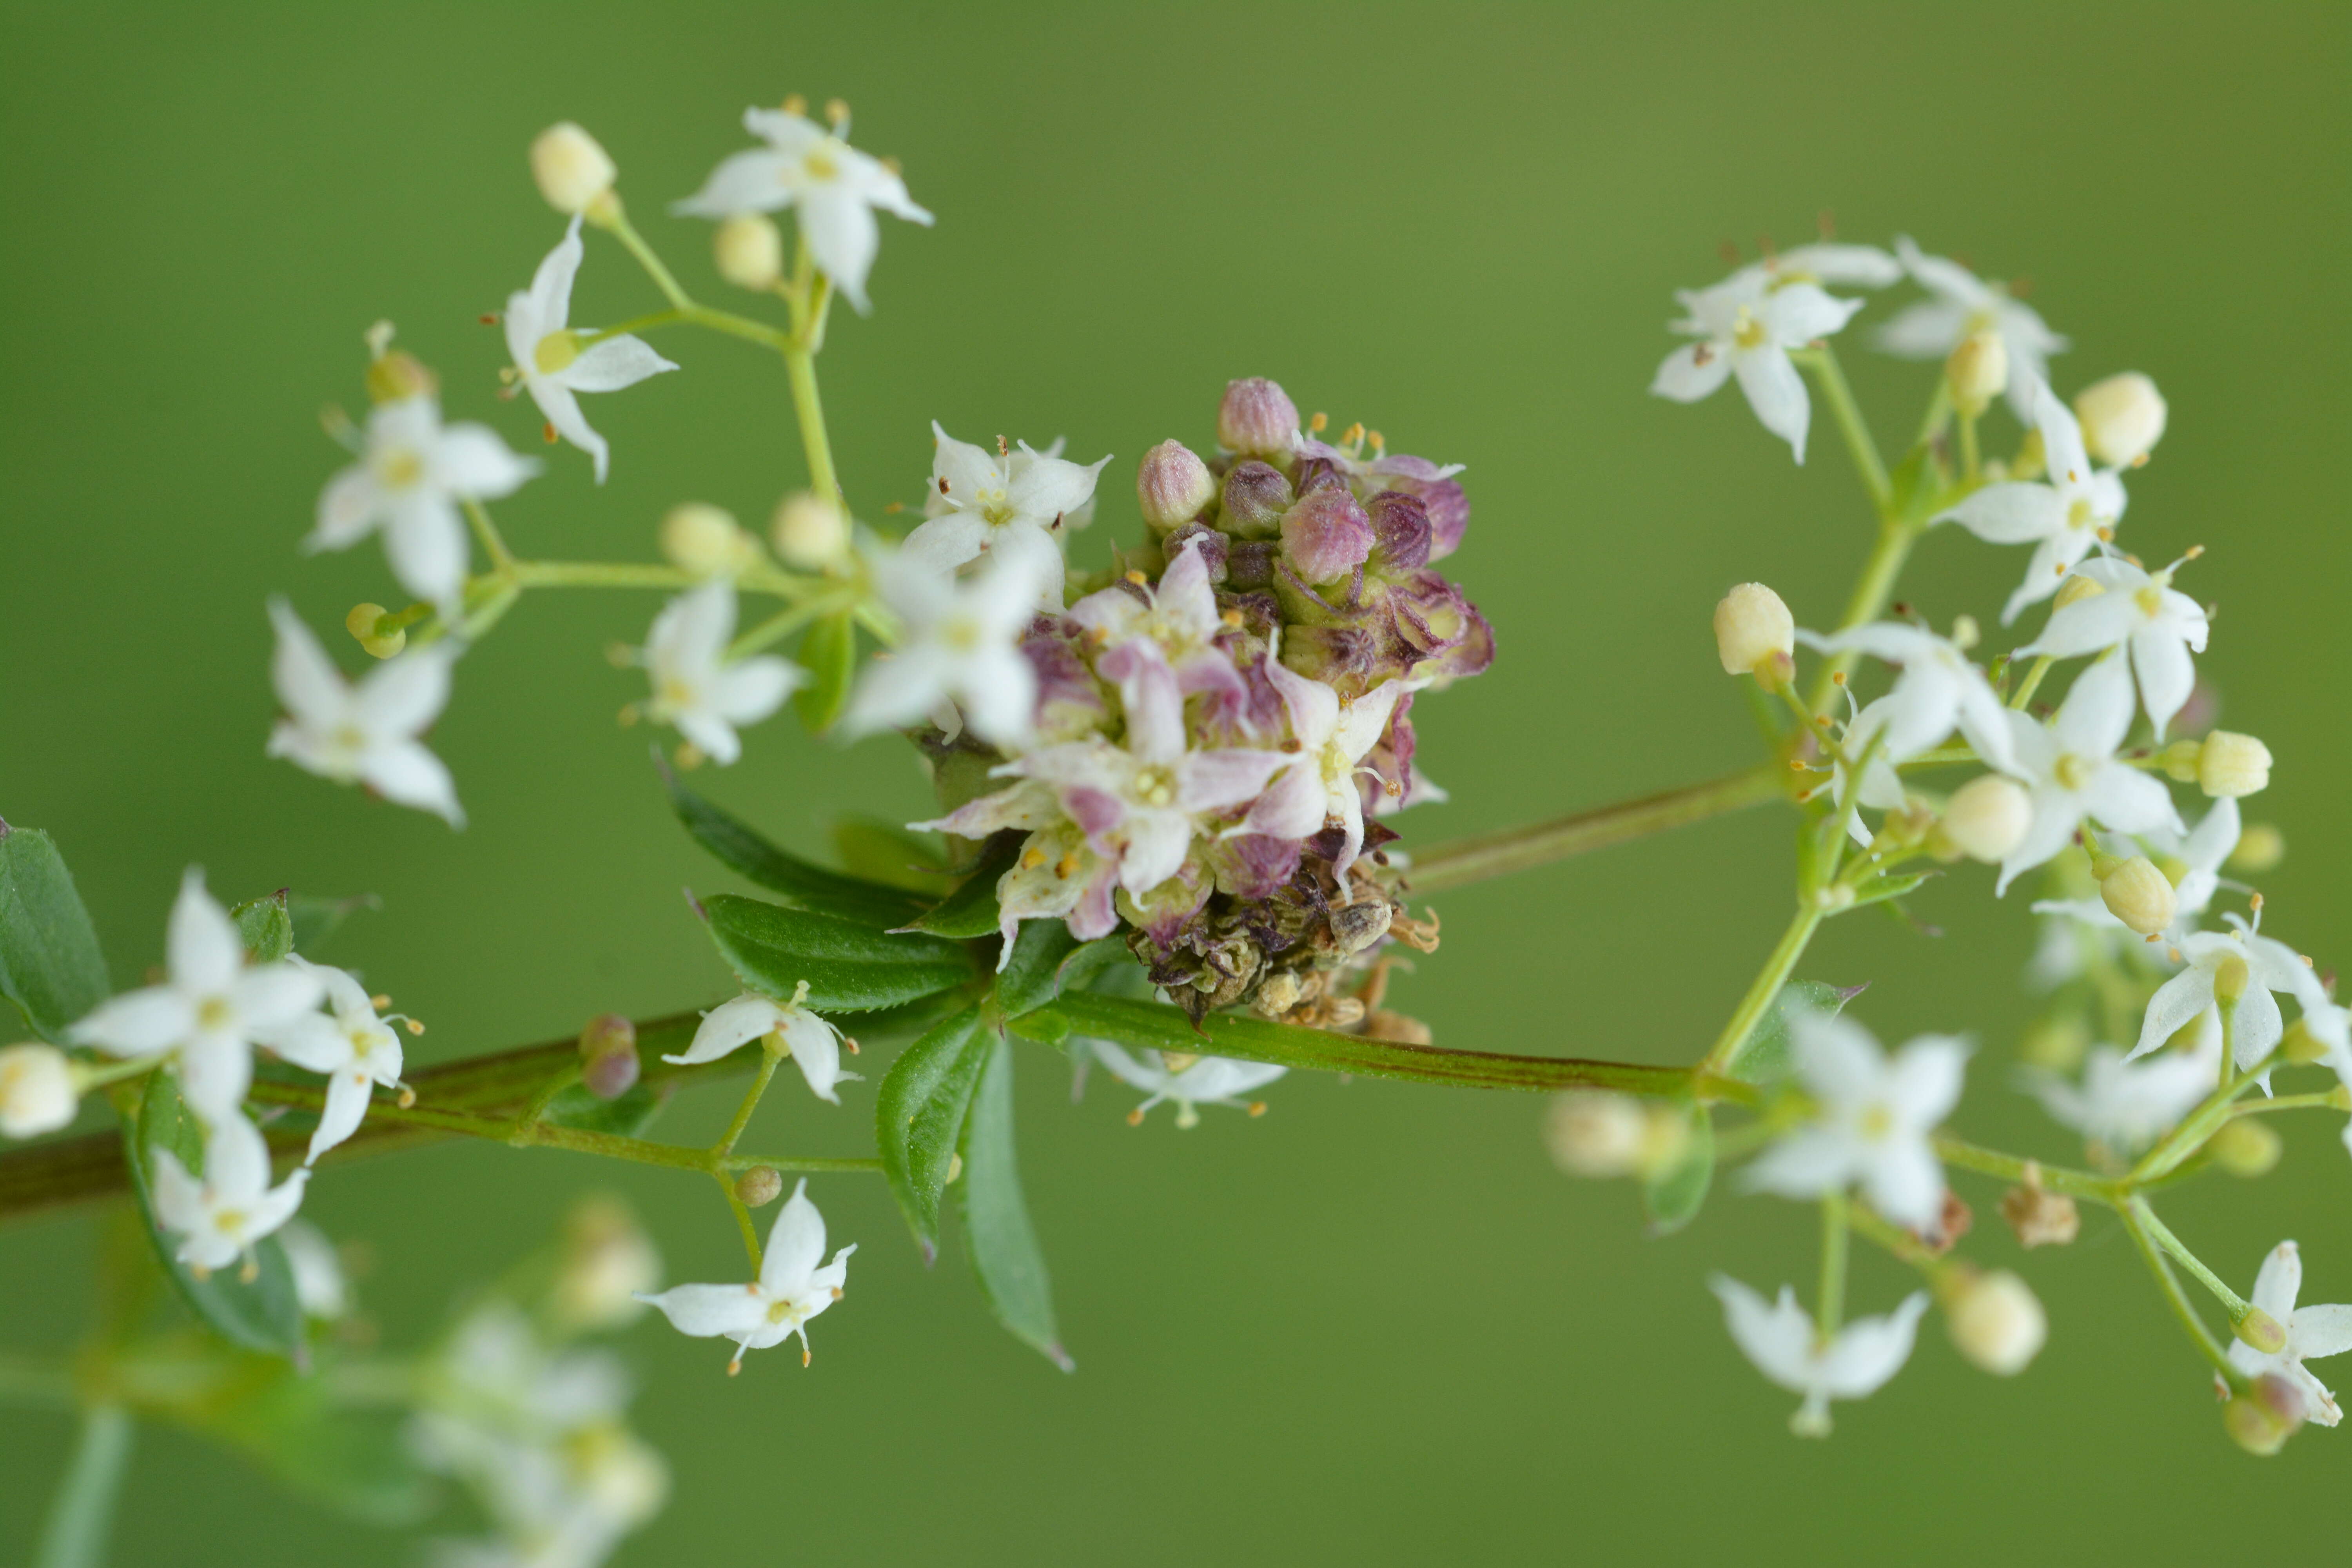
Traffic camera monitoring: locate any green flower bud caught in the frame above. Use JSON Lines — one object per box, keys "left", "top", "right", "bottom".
{"left": 2235, "top": 1305, "right": 2289, "bottom": 1355}
{"left": 2206, "top": 1116, "right": 2282, "bottom": 1179}
{"left": 660, "top": 503, "right": 761, "bottom": 578}
{"left": 735, "top": 1165, "right": 784, "bottom": 1207}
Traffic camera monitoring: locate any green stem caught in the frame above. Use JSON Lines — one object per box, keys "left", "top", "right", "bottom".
{"left": 1799, "top": 343, "right": 1890, "bottom": 510}
{"left": 2218, "top": 1000, "right": 2238, "bottom": 1094}
{"left": 36, "top": 1405, "right": 132, "bottom": 1568}
{"left": 596, "top": 206, "right": 692, "bottom": 310}
{"left": 587, "top": 304, "right": 793, "bottom": 353}
{"left": 1929, "top": 1134, "right": 2122, "bottom": 1203}
{"left": 783, "top": 345, "right": 840, "bottom": 505}
{"left": 2008, "top": 654, "right": 2053, "bottom": 711}
{"left": 1698, "top": 904, "right": 1824, "bottom": 1074}
{"left": 1403, "top": 765, "right": 1784, "bottom": 894}
{"left": 1845, "top": 1201, "right": 1949, "bottom": 1280}
{"left": 714, "top": 1052, "right": 782, "bottom": 1159}
{"left": 2132, "top": 1047, "right": 2280, "bottom": 1185}
{"left": 1958, "top": 409, "right": 1981, "bottom": 486}
{"left": 2131, "top": 1199, "right": 2254, "bottom": 1323}
{"left": 2121, "top": 1200, "right": 2241, "bottom": 1381}
{"left": 1817, "top": 1191, "right": 1848, "bottom": 1339}
{"left": 1804, "top": 516, "right": 1921, "bottom": 714}
{"left": 461, "top": 497, "right": 515, "bottom": 571}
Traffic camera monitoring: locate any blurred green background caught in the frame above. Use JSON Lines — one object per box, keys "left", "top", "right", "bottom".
{"left": 4, "top": 2, "right": 2348, "bottom": 1561}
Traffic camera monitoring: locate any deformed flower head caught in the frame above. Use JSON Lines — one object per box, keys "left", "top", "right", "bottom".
{"left": 1711, "top": 1276, "right": 1931, "bottom": 1436}
{"left": 635, "top": 1180, "right": 856, "bottom": 1371}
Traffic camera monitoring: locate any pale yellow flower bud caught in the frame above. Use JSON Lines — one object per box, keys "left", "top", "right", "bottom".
{"left": 1940, "top": 775, "right": 2033, "bottom": 863}
{"left": 713, "top": 214, "right": 784, "bottom": 291}
{"left": 2198, "top": 731, "right": 2272, "bottom": 798}
{"left": 552, "top": 1196, "right": 661, "bottom": 1331}
{"left": 2229, "top": 823, "right": 2285, "bottom": 874}
{"left": 2212, "top": 952, "right": 2252, "bottom": 1005}
{"left": 345, "top": 602, "right": 407, "bottom": 660}
{"left": 2206, "top": 1116, "right": 2282, "bottom": 1178}
{"left": 2282, "top": 1018, "right": 2330, "bottom": 1067}
{"left": 2073, "top": 372, "right": 2168, "bottom": 467}
{"left": 0, "top": 1044, "right": 76, "bottom": 1138}
{"left": 735, "top": 1165, "right": 784, "bottom": 1207}
{"left": 2225, "top": 1374, "right": 2305, "bottom": 1455}
{"left": 1544, "top": 1092, "right": 1647, "bottom": 1178}
{"left": 1712, "top": 583, "right": 1794, "bottom": 680}
{"left": 1945, "top": 327, "right": 2007, "bottom": 414}
{"left": 2052, "top": 572, "right": 2106, "bottom": 611}
{"left": 771, "top": 492, "right": 850, "bottom": 570}
{"left": 2236, "top": 1305, "right": 2288, "bottom": 1355}
{"left": 1945, "top": 1269, "right": 2047, "bottom": 1376}
{"left": 2098, "top": 855, "right": 2178, "bottom": 937}
{"left": 531, "top": 122, "right": 617, "bottom": 216}
{"left": 660, "top": 503, "right": 759, "bottom": 577}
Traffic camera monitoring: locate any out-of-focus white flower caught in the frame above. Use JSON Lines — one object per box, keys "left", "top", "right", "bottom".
{"left": 637, "top": 582, "right": 801, "bottom": 766}
{"left": 1875, "top": 236, "right": 2068, "bottom": 419}
{"left": 2021, "top": 555, "right": 2209, "bottom": 739}
{"left": 1747, "top": 243, "right": 1903, "bottom": 290}
{"left": 0, "top": 1044, "right": 76, "bottom": 1138}
{"left": 69, "top": 870, "right": 324, "bottom": 1124}
{"left": 505, "top": 217, "right": 679, "bottom": 483}
{"left": 673, "top": 106, "right": 933, "bottom": 313}
{"left": 279, "top": 1220, "right": 350, "bottom": 1319}
{"left": 2227, "top": 1241, "right": 2352, "bottom": 1427}
{"left": 1711, "top": 1276, "right": 1931, "bottom": 1436}
{"left": 1651, "top": 270, "right": 1865, "bottom": 462}
{"left": 902, "top": 425, "right": 1109, "bottom": 611}
{"left": 1087, "top": 1041, "right": 1285, "bottom": 1128}
{"left": 267, "top": 600, "right": 465, "bottom": 826}
{"left": 1798, "top": 622, "right": 2020, "bottom": 773}
{"left": 151, "top": 1111, "right": 310, "bottom": 1274}
{"left": 635, "top": 1180, "right": 855, "bottom": 1371}
{"left": 843, "top": 545, "right": 1047, "bottom": 749}
{"left": 2028, "top": 1036, "right": 2218, "bottom": 1154}
{"left": 1933, "top": 379, "right": 2126, "bottom": 624}
{"left": 660, "top": 987, "right": 852, "bottom": 1104}
{"left": 552, "top": 1197, "right": 662, "bottom": 1333}
{"left": 1742, "top": 1011, "right": 1966, "bottom": 1230}
{"left": 1996, "top": 655, "right": 2183, "bottom": 895}
{"left": 311, "top": 396, "right": 537, "bottom": 612}
{"left": 2132, "top": 912, "right": 2319, "bottom": 1072}
{"left": 253, "top": 957, "right": 405, "bottom": 1164}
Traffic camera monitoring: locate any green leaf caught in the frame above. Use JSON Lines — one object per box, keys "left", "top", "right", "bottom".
{"left": 792, "top": 611, "right": 857, "bottom": 734}
{"left": 704, "top": 895, "right": 974, "bottom": 1014}
{"left": 211, "top": 1365, "right": 432, "bottom": 1524}
{"left": 125, "top": 1073, "right": 303, "bottom": 1356}
{"left": 1850, "top": 871, "right": 1934, "bottom": 910}
{"left": 905, "top": 837, "right": 1021, "bottom": 938}
{"left": 829, "top": 818, "right": 953, "bottom": 895}
{"left": 1723, "top": 979, "right": 1866, "bottom": 1087}
{"left": 0, "top": 822, "right": 111, "bottom": 1043}
{"left": 231, "top": 889, "right": 294, "bottom": 964}
{"left": 1642, "top": 1103, "right": 1713, "bottom": 1236}
{"left": 875, "top": 1004, "right": 991, "bottom": 1261}
{"left": 1055, "top": 936, "right": 1133, "bottom": 997}
{"left": 541, "top": 1080, "right": 668, "bottom": 1138}
{"left": 959, "top": 1036, "right": 1071, "bottom": 1370}
{"left": 666, "top": 771, "right": 928, "bottom": 928}
{"left": 285, "top": 893, "right": 376, "bottom": 957}
{"left": 993, "top": 918, "right": 1078, "bottom": 1019}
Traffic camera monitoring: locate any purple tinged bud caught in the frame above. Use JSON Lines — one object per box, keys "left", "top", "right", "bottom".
{"left": 1280, "top": 488, "right": 1374, "bottom": 585}
{"left": 1392, "top": 473, "right": 1468, "bottom": 561}
{"left": 1136, "top": 439, "right": 1216, "bottom": 530}
{"left": 1365, "top": 491, "right": 1432, "bottom": 572}
{"left": 1207, "top": 833, "right": 1304, "bottom": 900}
{"left": 1161, "top": 520, "right": 1229, "bottom": 582}
{"left": 1217, "top": 377, "right": 1300, "bottom": 458}
{"left": 1020, "top": 620, "right": 1110, "bottom": 744}
{"left": 578, "top": 1014, "right": 640, "bottom": 1101}
{"left": 1220, "top": 460, "right": 1294, "bottom": 539}
{"left": 1225, "top": 540, "right": 1279, "bottom": 590}
{"left": 1292, "top": 456, "right": 1347, "bottom": 495}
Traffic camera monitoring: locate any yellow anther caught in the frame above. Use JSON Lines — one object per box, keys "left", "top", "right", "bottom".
{"left": 782, "top": 94, "right": 808, "bottom": 116}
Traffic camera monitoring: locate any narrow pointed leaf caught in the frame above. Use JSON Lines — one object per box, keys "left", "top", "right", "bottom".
{"left": 665, "top": 772, "right": 927, "bottom": 928}
{"left": 1642, "top": 1103, "right": 1713, "bottom": 1236}
{"left": 704, "top": 895, "right": 973, "bottom": 1013}
{"left": 1724, "top": 979, "right": 1865, "bottom": 1087}
{"left": 875, "top": 1004, "right": 990, "bottom": 1260}
{"left": 905, "top": 837, "right": 1021, "bottom": 938}
{"left": 285, "top": 894, "right": 377, "bottom": 957}
{"left": 231, "top": 890, "right": 295, "bottom": 964}
{"left": 831, "top": 818, "right": 955, "bottom": 895}
{"left": 125, "top": 1073, "right": 303, "bottom": 1356}
{"left": 792, "top": 610, "right": 857, "bottom": 733}
{"left": 960, "top": 1037, "right": 1070, "bottom": 1370}
{"left": 0, "top": 822, "right": 111, "bottom": 1044}
{"left": 993, "top": 918, "right": 1078, "bottom": 1019}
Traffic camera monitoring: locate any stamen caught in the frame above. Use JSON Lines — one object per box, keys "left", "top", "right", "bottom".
{"left": 543, "top": 422, "right": 559, "bottom": 445}
{"left": 782, "top": 94, "right": 808, "bottom": 117}
{"left": 1308, "top": 412, "right": 1328, "bottom": 434}
{"left": 404, "top": 1019, "right": 425, "bottom": 1036}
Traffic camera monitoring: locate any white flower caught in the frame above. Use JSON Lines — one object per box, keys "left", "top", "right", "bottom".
{"left": 1068, "top": 535, "right": 1248, "bottom": 717}
{"left": 1651, "top": 270, "right": 1865, "bottom": 461}
{"left": 2136, "top": 796, "right": 2240, "bottom": 927}
{"left": 660, "top": 987, "right": 852, "bottom": 1104}
{"left": 2021, "top": 555, "right": 2209, "bottom": 738}
{"left": 843, "top": 545, "right": 1045, "bottom": 749}
{"left": 1742, "top": 1011, "right": 1965, "bottom": 1230}
{"left": 504, "top": 216, "right": 679, "bottom": 483}
{"left": 634, "top": 1180, "right": 855, "bottom": 1371}
{"left": 311, "top": 395, "right": 537, "bottom": 612}
{"left": 637, "top": 582, "right": 801, "bottom": 766}
{"left": 2131, "top": 913, "right": 2319, "bottom": 1072}
{"left": 1933, "top": 379, "right": 2127, "bottom": 624}
{"left": 252, "top": 957, "right": 404, "bottom": 1164}
{"left": 1797, "top": 622, "right": 2020, "bottom": 773}
{"left": 902, "top": 424, "right": 1109, "bottom": 611}
{"left": 2227, "top": 1241, "right": 2352, "bottom": 1426}
{"left": 2028, "top": 1037, "right": 2218, "bottom": 1154}
{"left": 1996, "top": 654, "right": 2183, "bottom": 895}
{"left": 1711, "top": 1276, "right": 1931, "bottom": 1437}
{"left": 1241, "top": 655, "right": 1416, "bottom": 889}
{"left": 673, "top": 106, "right": 933, "bottom": 313}
{"left": 151, "top": 1110, "right": 310, "bottom": 1273}
{"left": 1748, "top": 243, "right": 1904, "bottom": 290}
{"left": 0, "top": 1043, "right": 76, "bottom": 1138}
{"left": 1088, "top": 1041, "right": 1285, "bottom": 1128}
{"left": 267, "top": 599, "right": 464, "bottom": 827}
{"left": 1875, "top": 236, "right": 2069, "bottom": 418}
{"left": 279, "top": 1220, "right": 351, "bottom": 1319}
{"left": 69, "top": 870, "right": 325, "bottom": 1124}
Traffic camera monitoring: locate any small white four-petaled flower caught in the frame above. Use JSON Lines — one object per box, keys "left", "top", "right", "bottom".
{"left": 635, "top": 1180, "right": 855, "bottom": 1372}
{"left": 1875, "top": 236, "right": 2068, "bottom": 419}
{"left": 267, "top": 599, "right": 465, "bottom": 827}
{"left": 1711, "top": 1276, "right": 1931, "bottom": 1436}
{"left": 637, "top": 581, "right": 803, "bottom": 766}
{"left": 1742, "top": 1011, "right": 1966, "bottom": 1230}
{"left": 903, "top": 424, "right": 1109, "bottom": 611}
{"left": 311, "top": 394, "right": 537, "bottom": 612}
{"left": 2131, "top": 911, "right": 2319, "bottom": 1072}
{"left": 1651, "top": 269, "right": 1866, "bottom": 462}
{"left": 842, "top": 545, "right": 1047, "bottom": 750}
{"left": 1088, "top": 1041, "right": 1286, "bottom": 1128}
{"left": 2021, "top": 554, "right": 2209, "bottom": 739}
{"left": 254, "top": 957, "right": 406, "bottom": 1164}
{"left": 1934, "top": 379, "right": 2127, "bottom": 624}
{"left": 504, "top": 216, "right": 679, "bottom": 483}
{"left": 1995, "top": 653, "right": 2182, "bottom": 895}
{"left": 151, "top": 1109, "right": 311, "bottom": 1275}
{"left": 2226, "top": 1241, "right": 2352, "bottom": 1427}
{"left": 662, "top": 986, "right": 853, "bottom": 1103}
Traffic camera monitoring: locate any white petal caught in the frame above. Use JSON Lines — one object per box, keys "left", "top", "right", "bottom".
{"left": 1733, "top": 346, "right": 1811, "bottom": 461}
{"left": 353, "top": 645, "right": 455, "bottom": 740}
{"left": 252, "top": 1011, "right": 350, "bottom": 1075}
{"left": 357, "top": 741, "right": 465, "bottom": 828}
{"left": 265, "top": 601, "right": 349, "bottom": 732}
{"left": 529, "top": 216, "right": 585, "bottom": 334}
{"left": 782, "top": 1012, "right": 845, "bottom": 1104}
{"left": 637, "top": 1282, "right": 770, "bottom": 1339}
{"left": 2132, "top": 968, "right": 2217, "bottom": 1060}
{"left": 760, "top": 1180, "right": 826, "bottom": 1296}
{"left": 1934, "top": 483, "right": 2065, "bottom": 544}
{"left": 1872, "top": 298, "right": 1970, "bottom": 358}
{"left": 799, "top": 187, "right": 881, "bottom": 312}
{"left": 955, "top": 648, "right": 1039, "bottom": 750}
{"left": 2131, "top": 628, "right": 2196, "bottom": 741}
{"left": 1711, "top": 1277, "right": 1815, "bottom": 1392}
{"left": 306, "top": 1069, "right": 374, "bottom": 1163}
{"left": 201, "top": 1109, "right": 274, "bottom": 1200}
{"left": 234, "top": 962, "right": 328, "bottom": 1029}
{"left": 1994, "top": 789, "right": 2082, "bottom": 896}
{"left": 900, "top": 512, "right": 991, "bottom": 575}
{"left": 70, "top": 987, "right": 194, "bottom": 1057}
{"left": 708, "top": 656, "right": 801, "bottom": 725}
{"left": 1815, "top": 1292, "right": 1931, "bottom": 1397}
{"left": 1860, "top": 1134, "right": 1946, "bottom": 1231}
{"left": 559, "top": 334, "right": 679, "bottom": 394}
{"left": 1742, "top": 1128, "right": 1855, "bottom": 1201}
{"left": 432, "top": 422, "right": 539, "bottom": 499}
{"left": 1649, "top": 341, "right": 1734, "bottom": 403}
{"left": 2078, "top": 763, "right": 2180, "bottom": 836}
{"left": 309, "top": 464, "right": 384, "bottom": 552}
{"left": 2292, "top": 1303, "right": 2352, "bottom": 1361}
{"left": 673, "top": 149, "right": 798, "bottom": 218}
{"left": 2053, "top": 654, "right": 2135, "bottom": 759}
{"left": 664, "top": 995, "right": 786, "bottom": 1066}
{"left": 382, "top": 497, "right": 470, "bottom": 612}
{"left": 2251, "top": 1241, "right": 2302, "bottom": 1323}
{"left": 527, "top": 380, "right": 607, "bottom": 483}
{"left": 167, "top": 871, "right": 244, "bottom": 995}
